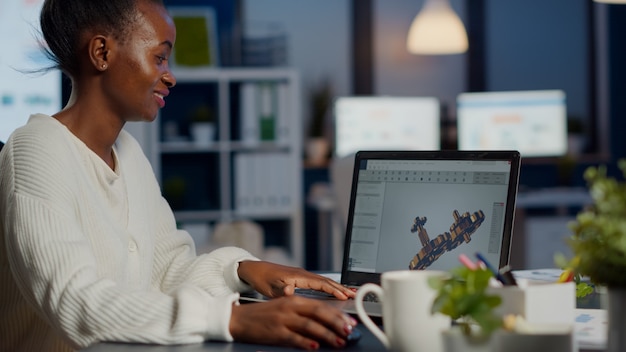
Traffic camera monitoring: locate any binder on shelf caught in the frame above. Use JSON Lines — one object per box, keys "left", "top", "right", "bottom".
{"left": 234, "top": 152, "right": 293, "bottom": 215}
{"left": 251, "top": 153, "right": 265, "bottom": 212}
{"left": 240, "top": 83, "right": 259, "bottom": 146}
{"left": 276, "top": 83, "right": 291, "bottom": 146}
{"left": 279, "top": 155, "right": 292, "bottom": 212}
{"left": 258, "top": 82, "right": 276, "bottom": 142}
{"left": 234, "top": 153, "right": 250, "bottom": 213}
{"left": 266, "top": 154, "right": 280, "bottom": 209}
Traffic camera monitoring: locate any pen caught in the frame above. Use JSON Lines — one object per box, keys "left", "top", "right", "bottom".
{"left": 458, "top": 253, "right": 477, "bottom": 270}
{"left": 558, "top": 269, "right": 574, "bottom": 283}
{"left": 499, "top": 265, "right": 518, "bottom": 286}
{"left": 475, "top": 252, "right": 510, "bottom": 286}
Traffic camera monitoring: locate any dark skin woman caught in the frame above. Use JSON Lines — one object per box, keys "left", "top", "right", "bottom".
{"left": 0, "top": 0, "right": 355, "bottom": 350}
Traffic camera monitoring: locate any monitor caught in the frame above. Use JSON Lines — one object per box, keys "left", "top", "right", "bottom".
{"left": 0, "top": 0, "right": 62, "bottom": 143}
{"left": 456, "top": 90, "right": 567, "bottom": 157}
{"left": 333, "top": 96, "right": 441, "bottom": 158}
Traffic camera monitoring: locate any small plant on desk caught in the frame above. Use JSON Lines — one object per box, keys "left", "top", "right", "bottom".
{"left": 428, "top": 266, "right": 503, "bottom": 338}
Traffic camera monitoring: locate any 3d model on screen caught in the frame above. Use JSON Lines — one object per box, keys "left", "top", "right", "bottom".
{"left": 408, "top": 209, "right": 485, "bottom": 270}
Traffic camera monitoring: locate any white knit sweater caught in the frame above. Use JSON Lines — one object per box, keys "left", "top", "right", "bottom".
{"left": 0, "top": 114, "right": 258, "bottom": 351}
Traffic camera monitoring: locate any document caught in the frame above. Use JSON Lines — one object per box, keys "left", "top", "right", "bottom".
{"left": 575, "top": 308, "right": 607, "bottom": 350}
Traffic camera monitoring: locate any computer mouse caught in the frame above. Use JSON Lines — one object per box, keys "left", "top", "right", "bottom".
{"left": 320, "top": 327, "right": 362, "bottom": 349}
{"left": 345, "top": 327, "right": 362, "bottom": 347}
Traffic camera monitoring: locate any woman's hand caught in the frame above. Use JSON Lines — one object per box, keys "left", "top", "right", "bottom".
{"left": 237, "top": 261, "right": 355, "bottom": 300}
{"left": 230, "top": 296, "right": 357, "bottom": 350}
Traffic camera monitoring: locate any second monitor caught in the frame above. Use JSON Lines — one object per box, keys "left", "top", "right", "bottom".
{"left": 333, "top": 96, "right": 441, "bottom": 158}
{"left": 456, "top": 89, "right": 568, "bottom": 158}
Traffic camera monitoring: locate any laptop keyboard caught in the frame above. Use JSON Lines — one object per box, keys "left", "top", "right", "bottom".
{"left": 295, "top": 289, "right": 335, "bottom": 300}
{"left": 362, "top": 292, "right": 380, "bottom": 302}
{"left": 295, "top": 289, "right": 379, "bottom": 302}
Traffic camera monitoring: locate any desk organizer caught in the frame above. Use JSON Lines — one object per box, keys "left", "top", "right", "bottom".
{"left": 489, "top": 279, "right": 576, "bottom": 325}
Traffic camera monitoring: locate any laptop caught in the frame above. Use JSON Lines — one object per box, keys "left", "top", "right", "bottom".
{"left": 245, "top": 150, "right": 521, "bottom": 317}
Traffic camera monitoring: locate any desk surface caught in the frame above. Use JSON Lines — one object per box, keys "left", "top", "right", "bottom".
{"left": 83, "top": 326, "right": 385, "bottom": 351}
{"left": 84, "top": 327, "right": 603, "bottom": 352}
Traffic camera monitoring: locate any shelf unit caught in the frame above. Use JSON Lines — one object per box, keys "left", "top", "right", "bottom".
{"left": 147, "top": 67, "right": 304, "bottom": 266}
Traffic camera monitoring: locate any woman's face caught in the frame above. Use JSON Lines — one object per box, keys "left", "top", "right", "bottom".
{"left": 102, "top": 1, "right": 176, "bottom": 123}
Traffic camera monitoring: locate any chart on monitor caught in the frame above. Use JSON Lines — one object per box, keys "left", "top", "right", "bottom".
{"left": 456, "top": 90, "right": 568, "bottom": 158}
{"left": 333, "top": 96, "right": 441, "bottom": 158}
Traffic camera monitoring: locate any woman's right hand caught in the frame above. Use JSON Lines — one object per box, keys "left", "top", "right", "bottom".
{"left": 229, "top": 295, "right": 357, "bottom": 350}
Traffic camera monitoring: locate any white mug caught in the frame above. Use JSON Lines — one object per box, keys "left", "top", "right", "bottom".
{"left": 355, "top": 270, "right": 451, "bottom": 351}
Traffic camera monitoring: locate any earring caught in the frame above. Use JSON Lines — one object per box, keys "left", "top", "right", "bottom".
{"left": 101, "top": 63, "right": 107, "bottom": 70}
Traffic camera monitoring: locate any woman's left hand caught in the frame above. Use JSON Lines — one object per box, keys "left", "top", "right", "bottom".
{"left": 237, "top": 261, "right": 355, "bottom": 300}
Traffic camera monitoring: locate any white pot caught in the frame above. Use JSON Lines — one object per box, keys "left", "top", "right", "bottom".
{"left": 190, "top": 122, "right": 216, "bottom": 147}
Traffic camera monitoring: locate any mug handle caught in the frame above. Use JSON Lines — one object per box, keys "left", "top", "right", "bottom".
{"left": 355, "top": 283, "right": 389, "bottom": 349}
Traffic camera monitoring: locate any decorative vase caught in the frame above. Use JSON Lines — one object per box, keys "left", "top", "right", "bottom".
{"left": 607, "top": 288, "right": 626, "bottom": 352}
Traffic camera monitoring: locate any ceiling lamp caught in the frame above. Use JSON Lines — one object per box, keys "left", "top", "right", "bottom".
{"left": 406, "top": 0, "right": 468, "bottom": 55}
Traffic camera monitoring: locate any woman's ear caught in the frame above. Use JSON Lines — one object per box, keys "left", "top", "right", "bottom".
{"left": 89, "top": 35, "right": 110, "bottom": 71}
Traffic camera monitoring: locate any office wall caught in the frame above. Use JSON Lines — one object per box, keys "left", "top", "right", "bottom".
{"left": 242, "top": 0, "right": 352, "bottom": 135}
{"left": 485, "top": 0, "right": 589, "bottom": 120}
{"left": 373, "top": 0, "right": 467, "bottom": 113}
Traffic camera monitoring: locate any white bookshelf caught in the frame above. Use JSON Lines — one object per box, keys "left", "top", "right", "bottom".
{"left": 147, "top": 67, "right": 304, "bottom": 266}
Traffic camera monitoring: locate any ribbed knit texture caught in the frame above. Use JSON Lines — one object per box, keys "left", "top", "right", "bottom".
{"left": 0, "top": 114, "right": 258, "bottom": 351}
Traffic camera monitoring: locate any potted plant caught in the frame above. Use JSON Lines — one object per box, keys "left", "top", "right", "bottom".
{"left": 567, "top": 159, "right": 626, "bottom": 352}
{"left": 428, "top": 266, "right": 503, "bottom": 351}
{"left": 188, "top": 105, "right": 216, "bottom": 147}
{"left": 305, "top": 79, "right": 332, "bottom": 165}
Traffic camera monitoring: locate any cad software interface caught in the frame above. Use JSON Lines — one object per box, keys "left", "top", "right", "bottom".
{"left": 346, "top": 158, "right": 513, "bottom": 274}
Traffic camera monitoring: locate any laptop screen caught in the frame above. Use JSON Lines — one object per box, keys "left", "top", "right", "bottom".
{"left": 340, "top": 150, "right": 521, "bottom": 286}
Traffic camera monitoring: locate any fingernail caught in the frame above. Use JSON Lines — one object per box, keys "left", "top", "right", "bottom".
{"left": 310, "top": 341, "right": 319, "bottom": 349}
{"left": 336, "top": 337, "right": 346, "bottom": 347}
{"left": 343, "top": 314, "right": 357, "bottom": 326}
{"left": 344, "top": 323, "right": 353, "bottom": 335}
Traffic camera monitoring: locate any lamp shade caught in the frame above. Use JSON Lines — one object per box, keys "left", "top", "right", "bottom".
{"left": 406, "top": 0, "right": 468, "bottom": 55}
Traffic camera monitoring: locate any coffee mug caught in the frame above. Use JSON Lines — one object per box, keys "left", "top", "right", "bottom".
{"left": 355, "top": 270, "right": 451, "bottom": 351}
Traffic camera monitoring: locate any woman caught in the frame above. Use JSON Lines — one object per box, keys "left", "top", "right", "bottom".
{"left": 0, "top": 0, "right": 356, "bottom": 350}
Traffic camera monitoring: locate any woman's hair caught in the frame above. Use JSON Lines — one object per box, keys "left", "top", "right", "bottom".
{"left": 40, "top": 0, "right": 164, "bottom": 77}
